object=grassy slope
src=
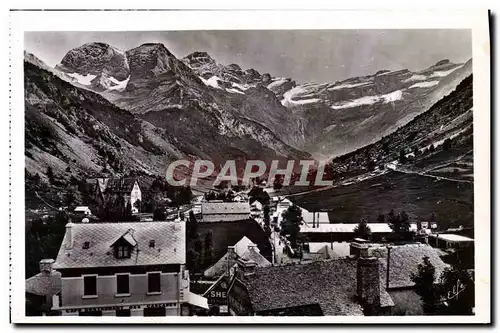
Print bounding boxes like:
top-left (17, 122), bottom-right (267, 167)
top-left (291, 171), bottom-right (473, 229)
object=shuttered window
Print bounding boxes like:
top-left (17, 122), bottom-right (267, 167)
top-left (116, 274), bottom-right (130, 294)
top-left (83, 276), bottom-right (97, 296)
top-left (147, 272), bottom-right (161, 293)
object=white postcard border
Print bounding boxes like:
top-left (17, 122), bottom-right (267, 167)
top-left (9, 9), bottom-right (491, 324)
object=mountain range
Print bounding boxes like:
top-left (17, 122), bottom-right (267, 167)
top-left (24, 41), bottom-right (473, 187)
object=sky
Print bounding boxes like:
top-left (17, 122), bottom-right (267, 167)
top-left (25, 30), bottom-right (472, 84)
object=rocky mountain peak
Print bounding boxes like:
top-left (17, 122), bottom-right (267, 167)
top-left (184, 51), bottom-right (216, 63)
top-left (125, 43), bottom-right (178, 79)
top-left (57, 42), bottom-right (129, 81)
top-left (435, 59), bottom-right (451, 67)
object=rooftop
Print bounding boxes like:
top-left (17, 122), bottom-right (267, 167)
top-left (202, 202), bottom-right (250, 215)
top-left (237, 259), bottom-right (371, 316)
top-left (308, 242), bottom-right (351, 259)
top-left (300, 223), bottom-right (418, 233)
top-left (204, 237), bottom-right (270, 278)
top-left (430, 233), bottom-right (474, 242)
top-left (366, 243), bottom-right (449, 289)
top-left (25, 270), bottom-right (61, 297)
top-left (54, 221), bottom-right (185, 270)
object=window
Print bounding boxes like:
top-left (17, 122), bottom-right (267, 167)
top-left (116, 245), bottom-right (131, 259)
top-left (144, 307), bottom-right (166, 316)
top-left (116, 309), bottom-right (131, 317)
top-left (79, 310), bottom-right (102, 316)
top-left (116, 274), bottom-right (130, 294)
top-left (83, 276), bottom-right (97, 296)
top-left (147, 272), bottom-right (161, 293)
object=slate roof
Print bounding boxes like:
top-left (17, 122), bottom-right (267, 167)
top-left (234, 237), bottom-right (256, 257)
top-left (240, 248), bottom-right (271, 268)
top-left (25, 270), bottom-right (62, 297)
top-left (238, 259), bottom-right (366, 316)
top-left (202, 202), bottom-right (250, 215)
top-left (367, 244), bottom-right (449, 289)
top-left (204, 237), bottom-right (270, 278)
top-left (54, 221), bottom-right (185, 269)
top-left (308, 242), bottom-right (351, 259)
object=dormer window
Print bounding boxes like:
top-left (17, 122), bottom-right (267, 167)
top-left (116, 245), bottom-right (131, 258)
top-left (82, 241), bottom-right (90, 249)
top-left (149, 240), bottom-right (155, 248)
top-left (110, 229), bottom-right (137, 259)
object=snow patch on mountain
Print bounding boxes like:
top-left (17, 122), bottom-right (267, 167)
top-left (66, 72), bottom-right (97, 85)
top-left (199, 75), bottom-right (222, 89)
top-left (330, 90), bottom-right (403, 110)
top-left (281, 85), bottom-right (324, 106)
top-left (430, 67), bottom-right (459, 78)
top-left (231, 82), bottom-right (252, 91)
top-left (403, 74), bottom-right (428, 83)
top-left (328, 81), bottom-right (372, 91)
top-left (408, 81), bottom-right (440, 89)
top-left (323, 124), bottom-right (337, 132)
top-left (267, 78), bottom-right (288, 90)
top-left (107, 75), bottom-right (130, 91)
top-left (226, 88), bottom-right (245, 95)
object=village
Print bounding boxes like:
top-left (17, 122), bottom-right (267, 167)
top-left (24, 174), bottom-right (475, 317)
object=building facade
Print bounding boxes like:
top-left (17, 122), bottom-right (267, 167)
top-left (51, 220), bottom-right (207, 316)
top-left (94, 178), bottom-right (142, 214)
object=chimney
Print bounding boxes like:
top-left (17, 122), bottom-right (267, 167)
top-left (173, 219), bottom-right (182, 231)
top-left (65, 222), bottom-right (74, 249)
top-left (357, 257), bottom-right (381, 312)
top-left (350, 242), bottom-right (369, 257)
top-left (39, 259), bottom-right (55, 274)
top-left (386, 246), bottom-right (392, 290)
top-left (237, 258), bottom-right (257, 277)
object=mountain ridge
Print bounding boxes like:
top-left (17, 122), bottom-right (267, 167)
top-left (29, 41), bottom-right (472, 162)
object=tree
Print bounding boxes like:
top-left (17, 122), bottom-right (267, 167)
top-left (263, 205), bottom-right (270, 227)
top-left (63, 190), bottom-right (75, 207)
top-left (382, 141), bottom-right (390, 155)
top-left (430, 212), bottom-right (436, 223)
top-left (353, 218), bottom-right (371, 240)
top-left (187, 211), bottom-right (198, 239)
top-left (273, 175), bottom-right (283, 191)
top-left (153, 208), bottom-right (166, 221)
top-left (186, 248), bottom-right (200, 275)
top-left (65, 165), bottom-right (71, 173)
top-left (399, 149), bottom-right (407, 164)
top-left (46, 166), bottom-right (55, 184)
top-left (411, 256), bottom-right (440, 314)
top-left (248, 186), bottom-right (270, 206)
top-left (443, 138), bottom-right (452, 151)
top-left (134, 199), bottom-right (141, 213)
top-left (413, 146), bottom-right (419, 157)
top-left (33, 172), bottom-right (41, 184)
top-left (204, 231), bottom-right (214, 264)
top-left (280, 205), bottom-right (302, 248)
top-left (376, 214), bottom-right (385, 223)
top-left (388, 210), bottom-right (411, 234)
top-left (367, 159), bottom-right (376, 171)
